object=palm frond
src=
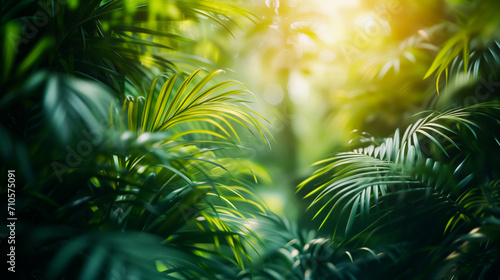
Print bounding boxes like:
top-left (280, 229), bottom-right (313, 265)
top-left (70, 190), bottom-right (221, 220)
top-left (359, 29), bottom-right (439, 81)
top-left (445, 180), bottom-right (500, 234)
top-left (299, 105), bottom-right (499, 238)
top-left (236, 214), bottom-right (391, 280)
top-left (120, 69), bottom-right (270, 144)
top-left (46, 231), bottom-right (207, 280)
top-left (0, 0), bottom-right (257, 96)
top-left (423, 0), bottom-right (500, 93)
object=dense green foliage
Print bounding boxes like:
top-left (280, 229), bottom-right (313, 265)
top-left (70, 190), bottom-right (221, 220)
top-left (1, 1), bottom-right (269, 279)
top-left (297, 0), bottom-right (500, 279)
top-left (1, 0), bottom-right (500, 279)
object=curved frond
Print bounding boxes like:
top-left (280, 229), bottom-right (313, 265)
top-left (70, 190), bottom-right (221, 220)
top-left (120, 69), bottom-right (270, 144)
top-left (423, 0), bottom-right (500, 93)
top-left (299, 105), bottom-right (499, 237)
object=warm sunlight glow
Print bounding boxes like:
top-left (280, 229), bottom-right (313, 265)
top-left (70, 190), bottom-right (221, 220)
top-left (7, 0), bottom-right (500, 278)
top-left (287, 72), bottom-right (309, 104)
top-left (264, 83), bottom-right (285, 105)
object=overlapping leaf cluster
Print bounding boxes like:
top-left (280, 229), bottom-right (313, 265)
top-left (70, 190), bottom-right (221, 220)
top-left (0, 1), bottom-right (271, 279)
top-left (299, 1), bottom-right (500, 278)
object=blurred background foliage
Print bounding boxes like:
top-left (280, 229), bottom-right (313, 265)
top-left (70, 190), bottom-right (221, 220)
top-left (1, 0), bottom-right (500, 279)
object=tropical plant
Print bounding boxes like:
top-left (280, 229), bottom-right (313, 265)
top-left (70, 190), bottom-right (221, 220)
top-left (1, 0), bottom-right (255, 94)
top-left (299, 103), bottom-right (500, 278)
top-left (0, 0), bottom-right (274, 279)
top-left (298, 1), bottom-right (500, 278)
top-left (423, 0), bottom-right (500, 93)
top-left (8, 68), bottom-right (272, 279)
top-left (5, 0), bottom-right (500, 279)
top-left (237, 214), bottom-right (394, 280)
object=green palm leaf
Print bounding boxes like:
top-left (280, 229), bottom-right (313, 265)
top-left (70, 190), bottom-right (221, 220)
top-left (423, 0), bottom-right (500, 93)
top-left (121, 69), bottom-right (270, 142)
top-left (299, 105), bottom-right (498, 238)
